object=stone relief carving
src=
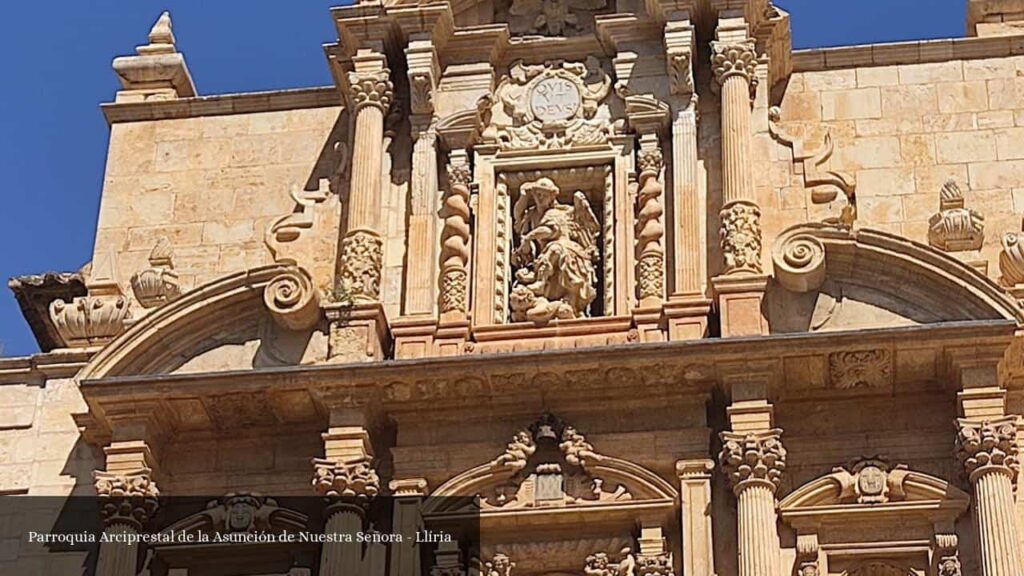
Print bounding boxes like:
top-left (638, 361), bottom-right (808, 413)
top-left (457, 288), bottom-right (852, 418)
top-left (94, 468), bottom-right (160, 529)
top-left (265, 185), bottom-right (330, 264)
top-left (311, 458), bottom-right (381, 508)
top-left (719, 429), bottom-right (787, 493)
top-left (483, 414), bottom-right (632, 510)
top-left (772, 227), bottom-right (827, 294)
top-left (999, 219), bottom-right (1024, 287)
top-left (768, 107), bottom-right (857, 228)
top-left (161, 493), bottom-right (307, 536)
top-left (845, 563), bottom-right (915, 576)
top-left (506, 0), bottom-right (608, 36)
top-left (720, 201), bottom-right (763, 274)
top-left (935, 534), bottom-right (962, 576)
top-left (130, 237), bottom-right (181, 308)
top-left (484, 553), bottom-right (515, 576)
top-left (440, 159), bottom-right (473, 316)
top-left (490, 59), bottom-right (615, 151)
top-left (827, 459), bottom-right (910, 504)
top-left (955, 417), bottom-right (1020, 483)
top-left (510, 177), bottom-right (600, 324)
top-left (928, 180), bottom-right (984, 252)
top-left (50, 277), bottom-right (131, 349)
top-left (584, 548), bottom-right (635, 576)
top-left (339, 229), bottom-right (384, 303)
top-left (828, 349), bottom-right (892, 389)
top-left (264, 265), bottom-right (321, 331)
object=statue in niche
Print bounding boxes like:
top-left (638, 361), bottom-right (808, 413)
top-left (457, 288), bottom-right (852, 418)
top-left (508, 0), bottom-right (607, 36)
top-left (510, 177), bottom-right (600, 324)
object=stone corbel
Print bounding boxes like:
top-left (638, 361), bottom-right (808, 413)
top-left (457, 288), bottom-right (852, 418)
top-left (934, 533), bottom-right (962, 576)
top-left (50, 251), bottom-right (131, 348)
top-left (111, 12), bottom-right (196, 103)
top-left (663, 17), bottom-right (695, 98)
top-left (795, 533), bottom-right (820, 576)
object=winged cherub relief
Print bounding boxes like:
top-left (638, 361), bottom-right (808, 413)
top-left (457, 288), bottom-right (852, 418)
top-left (510, 177), bottom-right (600, 324)
top-left (508, 0), bottom-right (608, 36)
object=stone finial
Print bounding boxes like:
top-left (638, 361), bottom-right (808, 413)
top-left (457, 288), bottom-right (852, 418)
top-left (999, 219), bottom-right (1024, 287)
top-left (112, 11), bottom-right (196, 102)
top-left (130, 238), bottom-right (181, 309)
top-left (928, 180), bottom-right (984, 252)
top-left (956, 417), bottom-right (1020, 483)
top-left (719, 429), bottom-right (787, 494)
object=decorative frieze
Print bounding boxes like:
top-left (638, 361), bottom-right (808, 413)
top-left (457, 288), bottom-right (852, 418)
top-left (130, 238), bottom-right (181, 309)
top-left (311, 458), bottom-right (381, 509)
top-left (346, 69), bottom-right (394, 113)
top-left (828, 349), bottom-right (893, 390)
top-left (93, 468), bottom-right (160, 529)
top-left (339, 230), bottom-right (384, 303)
top-left (928, 181), bottom-right (984, 252)
top-left (719, 429), bottom-right (787, 494)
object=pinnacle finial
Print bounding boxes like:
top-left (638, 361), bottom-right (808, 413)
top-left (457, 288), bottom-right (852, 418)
top-left (137, 11), bottom-right (176, 55)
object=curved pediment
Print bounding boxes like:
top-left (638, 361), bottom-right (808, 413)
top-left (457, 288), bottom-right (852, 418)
top-left (159, 494), bottom-right (309, 538)
top-left (78, 264), bottom-right (328, 380)
top-left (425, 414), bottom-right (676, 517)
top-left (769, 224), bottom-right (1024, 334)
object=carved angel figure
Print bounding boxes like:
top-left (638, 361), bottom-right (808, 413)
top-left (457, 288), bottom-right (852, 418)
top-left (510, 177), bottom-right (600, 324)
top-left (509, 0), bottom-right (607, 35)
top-left (494, 430), bottom-right (537, 472)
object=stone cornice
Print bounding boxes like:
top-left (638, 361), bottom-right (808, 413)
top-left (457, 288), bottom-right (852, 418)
top-left (793, 34), bottom-right (1024, 72)
top-left (77, 321), bottom-right (1015, 440)
top-left (101, 87), bottom-right (340, 125)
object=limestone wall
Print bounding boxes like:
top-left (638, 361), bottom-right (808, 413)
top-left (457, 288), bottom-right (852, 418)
top-left (93, 105), bottom-right (343, 301)
top-left (768, 54), bottom-right (1024, 281)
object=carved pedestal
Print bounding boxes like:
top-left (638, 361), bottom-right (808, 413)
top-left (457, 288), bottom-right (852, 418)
top-left (326, 303), bottom-right (390, 363)
top-left (712, 275), bottom-right (769, 337)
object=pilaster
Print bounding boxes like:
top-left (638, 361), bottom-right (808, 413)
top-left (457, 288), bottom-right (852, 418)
top-left (677, 459), bottom-right (716, 576)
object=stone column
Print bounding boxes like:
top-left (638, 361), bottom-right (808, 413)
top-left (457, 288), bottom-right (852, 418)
top-left (440, 150), bottom-right (473, 322)
top-left (719, 429), bottom-right (786, 576)
top-left (329, 49), bottom-right (395, 363)
top-left (710, 21), bottom-right (769, 337)
top-left (956, 417), bottom-right (1024, 576)
top-left (312, 426), bottom-right (381, 576)
top-left (93, 442), bottom-right (159, 576)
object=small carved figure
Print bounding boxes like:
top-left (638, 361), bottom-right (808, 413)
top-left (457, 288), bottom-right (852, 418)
top-left (584, 552), bottom-right (616, 576)
top-left (616, 547), bottom-right (636, 576)
top-left (798, 562), bottom-right (819, 576)
top-left (510, 177), bottom-right (600, 324)
top-left (938, 555), bottom-right (962, 576)
top-left (494, 431), bottom-right (537, 472)
top-left (485, 553), bottom-right (514, 576)
top-left (560, 425), bottom-right (598, 468)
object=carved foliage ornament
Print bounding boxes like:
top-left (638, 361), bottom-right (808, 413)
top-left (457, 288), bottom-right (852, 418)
top-left (510, 178), bottom-right (600, 324)
top-left (955, 417), bottom-right (1020, 483)
top-left (999, 218), bottom-right (1024, 286)
top-left (311, 458), bottom-right (380, 509)
top-left (347, 69), bottom-right (394, 113)
top-left (719, 429), bottom-right (786, 493)
top-left (339, 230), bottom-right (383, 302)
top-left (720, 200), bottom-right (763, 274)
top-left (50, 294), bottom-right (130, 347)
top-left (131, 237), bottom-right (181, 309)
top-left (484, 553), bottom-right (514, 576)
top-left (94, 468), bottom-right (160, 530)
top-left (928, 180), bottom-right (984, 252)
top-left (828, 349), bottom-right (893, 389)
top-left (491, 58), bottom-right (613, 151)
top-left (711, 40), bottom-right (758, 95)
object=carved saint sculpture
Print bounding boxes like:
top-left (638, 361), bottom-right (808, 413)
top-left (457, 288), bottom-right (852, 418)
top-left (510, 177), bottom-right (600, 323)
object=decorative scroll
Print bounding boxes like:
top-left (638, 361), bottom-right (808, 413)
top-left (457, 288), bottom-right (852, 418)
top-left (772, 227), bottom-right (826, 293)
top-left (264, 266), bottom-right (321, 330)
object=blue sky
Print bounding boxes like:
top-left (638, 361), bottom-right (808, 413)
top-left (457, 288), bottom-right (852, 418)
top-left (0, 0), bottom-right (964, 356)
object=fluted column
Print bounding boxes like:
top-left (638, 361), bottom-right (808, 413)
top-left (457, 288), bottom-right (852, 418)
top-left (956, 417), bottom-right (1024, 576)
top-left (338, 55), bottom-right (393, 303)
top-left (712, 38), bottom-right (760, 275)
top-left (93, 444), bottom-right (159, 576)
top-left (719, 429), bottom-right (786, 576)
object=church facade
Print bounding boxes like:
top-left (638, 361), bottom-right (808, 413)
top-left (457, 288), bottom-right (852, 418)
top-left (5, 0), bottom-right (1024, 574)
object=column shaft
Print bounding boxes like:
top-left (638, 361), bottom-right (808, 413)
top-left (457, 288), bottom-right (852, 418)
top-left (736, 483), bottom-right (779, 576)
top-left (672, 107), bottom-right (702, 295)
top-left (348, 105), bottom-right (386, 232)
top-left (974, 470), bottom-right (1024, 576)
top-left (95, 525), bottom-right (139, 576)
top-left (404, 124), bottom-right (439, 315)
top-left (321, 508), bottom-right (365, 576)
top-left (721, 73), bottom-right (754, 207)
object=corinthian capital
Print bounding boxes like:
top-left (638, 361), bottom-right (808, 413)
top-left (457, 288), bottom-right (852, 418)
top-left (312, 458), bottom-right (381, 510)
top-left (711, 40), bottom-right (758, 88)
top-left (719, 429), bottom-right (786, 494)
top-left (956, 417), bottom-right (1020, 483)
top-left (347, 69), bottom-right (394, 113)
top-left (93, 468), bottom-right (160, 529)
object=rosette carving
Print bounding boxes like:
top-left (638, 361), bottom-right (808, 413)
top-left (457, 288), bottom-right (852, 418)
top-left (719, 429), bottom-right (787, 494)
top-left (311, 458), bottom-right (380, 510)
top-left (347, 69), bottom-right (393, 113)
top-left (440, 161), bottom-right (473, 315)
top-left (339, 230), bottom-right (383, 302)
top-left (773, 228), bottom-right (826, 293)
top-left (711, 40), bottom-right (758, 92)
top-left (93, 468), bottom-right (160, 529)
top-left (50, 294), bottom-right (130, 347)
top-left (956, 417), bottom-right (1020, 483)
top-left (130, 237), bottom-right (181, 308)
top-left (720, 201), bottom-right (763, 274)
top-left (264, 266), bottom-right (321, 330)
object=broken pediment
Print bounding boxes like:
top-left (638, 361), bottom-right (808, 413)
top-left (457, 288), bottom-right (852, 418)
top-left (425, 414), bottom-right (676, 517)
top-left (768, 224), bottom-right (1024, 334)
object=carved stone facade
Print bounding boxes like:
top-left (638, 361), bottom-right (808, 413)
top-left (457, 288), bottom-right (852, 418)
top-left (10, 2), bottom-right (1024, 576)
